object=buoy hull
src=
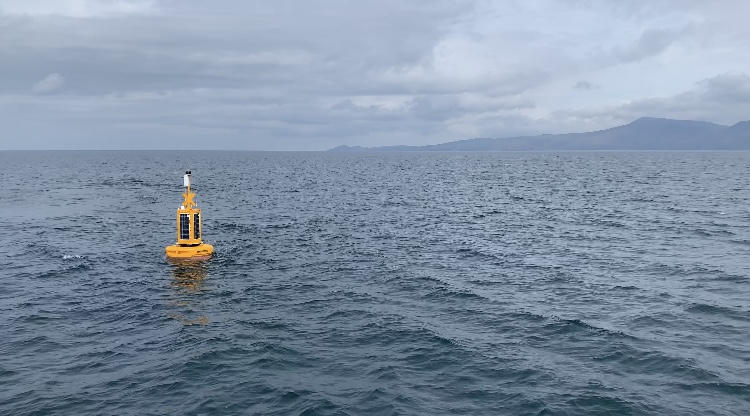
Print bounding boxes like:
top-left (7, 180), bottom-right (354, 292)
top-left (166, 243), bottom-right (214, 260)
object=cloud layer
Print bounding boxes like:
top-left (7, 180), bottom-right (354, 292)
top-left (31, 73), bottom-right (64, 94)
top-left (1, 0), bottom-right (749, 150)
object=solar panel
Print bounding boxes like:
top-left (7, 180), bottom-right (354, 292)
top-left (180, 214), bottom-right (190, 240)
top-left (194, 213), bottom-right (201, 240)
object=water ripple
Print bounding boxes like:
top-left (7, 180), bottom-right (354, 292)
top-left (1, 150), bottom-right (750, 415)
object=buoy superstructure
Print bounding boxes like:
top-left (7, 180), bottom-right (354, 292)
top-left (165, 171), bottom-right (214, 260)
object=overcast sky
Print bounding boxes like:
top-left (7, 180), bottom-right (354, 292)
top-left (1, 0), bottom-right (750, 150)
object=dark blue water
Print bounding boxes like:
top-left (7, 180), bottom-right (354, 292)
top-left (2, 150), bottom-right (750, 415)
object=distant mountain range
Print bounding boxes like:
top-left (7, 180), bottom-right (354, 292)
top-left (329, 117), bottom-right (750, 151)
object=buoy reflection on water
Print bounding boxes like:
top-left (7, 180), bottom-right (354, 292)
top-left (168, 259), bottom-right (210, 325)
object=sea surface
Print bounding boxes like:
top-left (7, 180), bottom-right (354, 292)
top-left (1, 150), bottom-right (750, 415)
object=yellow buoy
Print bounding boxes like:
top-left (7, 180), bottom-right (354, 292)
top-left (165, 170), bottom-right (214, 260)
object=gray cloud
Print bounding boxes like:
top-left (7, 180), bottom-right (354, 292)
top-left (612, 27), bottom-right (686, 63)
top-left (698, 73), bottom-right (750, 104)
top-left (31, 72), bottom-right (64, 94)
top-left (407, 94), bottom-right (535, 121)
top-left (0, 0), bottom-right (157, 18)
top-left (544, 72), bottom-right (750, 132)
top-left (573, 81), bottom-right (598, 90)
top-left (0, 1), bottom-right (469, 95)
top-left (1, 0), bottom-right (749, 150)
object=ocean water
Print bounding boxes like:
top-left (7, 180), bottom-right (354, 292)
top-left (1, 150), bottom-right (749, 415)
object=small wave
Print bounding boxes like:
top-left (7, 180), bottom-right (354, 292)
top-left (366, 365), bottom-right (402, 382)
top-left (247, 342), bottom-right (310, 370)
top-left (686, 303), bottom-right (750, 323)
top-left (468, 278), bottom-right (499, 287)
top-left (609, 285), bottom-right (639, 291)
top-left (541, 316), bottom-right (630, 339)
top-left (711, 273), bottom-right (749, 283)
top-left (562, 318), bottom-right (624, 335)
top-left (266, 223), bottom-right (294, 229)
top-left (677, 381), bottom-right (750, 398)
top-left (294, 399), bottom-right (341, 416)
top-left (692, 228), bottom-right (735, 237)
top-left (215, 222), bottom-right (260, 235)
top-left (169, 313), bottom-right (209, 326)
top-left (452, 244), bottom-right (506, 263)
top-left (188, 345), bottom-right (255, 362)
top-left (236, 319), bottom-right (289, 332)
top-left (35, 263), bottom-right (92, 279)
top-left (630, 314), bottom-right (675, 329)
top-left (593, 348), bottom-right (719, 383)
top-left (423, 286), bottom-right (485, 302)
top-left (23, 242), bottom-right (59, 258)
top-left (650, 263), bottom-right (737, 281)
top-left (561, 394), bottom-right (646, 415)
top-left (593, 219), bottom-right (626, 227)
top-left (323, 308), bottom-right (378, 323)
top-left (18, 335), bottom-right (63, 354)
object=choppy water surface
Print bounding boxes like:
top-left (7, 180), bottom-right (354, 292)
top-left (2, 150), bottom-right (750, 415)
